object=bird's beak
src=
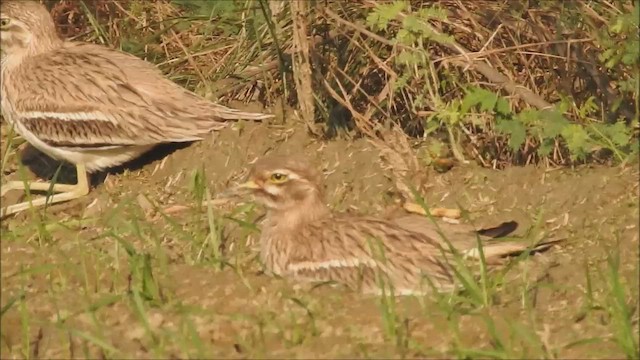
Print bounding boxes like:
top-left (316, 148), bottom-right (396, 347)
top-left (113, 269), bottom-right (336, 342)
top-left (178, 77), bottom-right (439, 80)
top-left (236, 180), bottom-right (261, 190)
top-left (215, 180), bottom-right (261, 200)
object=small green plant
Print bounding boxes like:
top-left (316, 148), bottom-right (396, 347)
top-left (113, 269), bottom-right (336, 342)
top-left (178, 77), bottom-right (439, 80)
top-left (603, 247), bottom-right (639, 358)
top-left (361, 1), bottom-right (639, 166)
top-left (112, 236), bottom-right (165, 306)
top-left (457, 86), bottom-right (635, 163)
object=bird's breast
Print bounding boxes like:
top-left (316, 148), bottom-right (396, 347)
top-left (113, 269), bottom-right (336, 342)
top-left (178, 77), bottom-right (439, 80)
top-left (259, 225), bottom-right (296, 276)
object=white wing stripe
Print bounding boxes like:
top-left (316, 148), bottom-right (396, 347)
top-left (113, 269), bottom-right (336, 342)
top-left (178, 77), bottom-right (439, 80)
top-left (21, 111), bottom-right (114, 122)
top-left (288, 258), bottom-right (377, 272)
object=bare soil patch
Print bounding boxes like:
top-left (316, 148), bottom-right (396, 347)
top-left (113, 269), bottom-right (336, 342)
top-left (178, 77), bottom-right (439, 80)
top-left (1, 119), bottom-right (638, 358)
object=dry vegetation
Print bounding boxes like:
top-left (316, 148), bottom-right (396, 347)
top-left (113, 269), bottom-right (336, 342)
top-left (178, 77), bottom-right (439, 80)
top-left (1, 0), bottom-right (639, 359)
top-left (42, 0), bottom-right (639, 168)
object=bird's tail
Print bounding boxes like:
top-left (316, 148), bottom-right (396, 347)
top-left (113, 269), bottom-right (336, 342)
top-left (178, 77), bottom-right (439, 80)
top-left (463, 237), bottom-right (565, 264)
top-left (186, 103), bottom-right (275, 136)
top-left (208, 103), bottom-right (275, 121)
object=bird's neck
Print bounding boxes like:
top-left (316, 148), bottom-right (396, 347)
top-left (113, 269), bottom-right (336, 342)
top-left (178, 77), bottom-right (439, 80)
top-left (260, 197), bottom-right (331, 275)
top-left (29, 21), bottom-right (65, 55)
top-left (1, 37), bottom-right (63, 73)
top-left (265, 197), bottom-right (331, 230)
top-left (27, 36), bottom-right (63, 60)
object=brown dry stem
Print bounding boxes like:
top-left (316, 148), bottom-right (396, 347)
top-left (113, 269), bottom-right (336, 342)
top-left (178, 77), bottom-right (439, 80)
top-left (290, 0), bottom-right (318, 136)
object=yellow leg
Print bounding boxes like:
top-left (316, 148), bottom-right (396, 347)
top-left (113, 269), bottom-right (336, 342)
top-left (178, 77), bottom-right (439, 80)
top-left (1, 164), bottom-right (90, 217)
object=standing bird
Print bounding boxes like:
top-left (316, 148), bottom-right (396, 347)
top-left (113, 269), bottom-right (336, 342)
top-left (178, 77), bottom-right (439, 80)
top-left (223, 156), bottom-right (562, 296)
top-left (0, 0), bottom-right (272, 217)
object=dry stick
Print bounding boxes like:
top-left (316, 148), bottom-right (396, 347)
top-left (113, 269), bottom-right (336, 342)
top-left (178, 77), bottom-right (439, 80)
top-left (453, 0), bottom-right (481, 33)
top-left (504, 29), bottom-right (541, 103)
top-left (333, 28), bottom-right (400, 118)
top-left (433, 39), bottom-right (594, 65)
top-left (324, 8), bottom-right (398, 48)
top-left (359, 38), bottom-right (399, 116)
top-left (324, 75), bottom-right (417, 206)
top-left (354, 2), bottom-right (557, 111)
top-left (316, 15), bottom-right (428, 205)
top-left (210, 27), bottom-right (333, 110)
top-left (397, 13), bottom-right (553, 111)
top-left (322, 75), bottom-right (377, 138)
top-left (169, 29), bottom-right (208, 87)
top-left (335, 67), bottom-right (389, 119)
top-left (269, 0), bottom-right (287, 17)
top-left (290, 0), bottom-right (319, 136)
top-left (321, 7), bottom-right (485, 216)
top-left (404, 202), bottom-right (462, 220)
top-left (328, 61), bottom-right (426, 207)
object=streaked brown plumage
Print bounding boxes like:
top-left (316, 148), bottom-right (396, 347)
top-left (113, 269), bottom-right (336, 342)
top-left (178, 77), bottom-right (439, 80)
top-left (225, 156), bottom-right (562, 296)
top-left (0, 1), bottom-right (272, 217)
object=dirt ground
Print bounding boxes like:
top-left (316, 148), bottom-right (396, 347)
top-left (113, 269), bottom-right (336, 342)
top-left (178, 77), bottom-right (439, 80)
top-left (1, 119), bottom-right (638, 358)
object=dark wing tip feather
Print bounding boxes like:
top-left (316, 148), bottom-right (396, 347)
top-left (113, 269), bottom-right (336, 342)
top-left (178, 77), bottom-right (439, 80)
top-left (477, 220), bottom-right (519, 238)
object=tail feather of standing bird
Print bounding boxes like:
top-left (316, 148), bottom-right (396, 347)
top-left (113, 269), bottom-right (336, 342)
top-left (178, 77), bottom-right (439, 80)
top-left (208, 103), bottom-right (275, 121)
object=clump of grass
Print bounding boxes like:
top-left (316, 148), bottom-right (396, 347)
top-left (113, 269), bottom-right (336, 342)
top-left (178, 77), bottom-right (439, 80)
top-left (603, 246), bottom-right (639, 358)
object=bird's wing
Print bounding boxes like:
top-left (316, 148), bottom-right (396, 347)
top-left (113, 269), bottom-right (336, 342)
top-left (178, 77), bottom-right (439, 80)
top-left (391, 214), bottom-right (551, 263)
top-left (286, 221), bottom-right (378, 276)
top-left (9, 43), bottom-right (267, 149)
top-left (350, 217), bottom-right (457, 283)
top-left (392, 215), bottom-right (480, 244)
top-left (285, 217), bottom-right (455, 292)
top-left (392, 215), bottom-right (519, 247)
top-left (103, 45), bottom-right (274, 122)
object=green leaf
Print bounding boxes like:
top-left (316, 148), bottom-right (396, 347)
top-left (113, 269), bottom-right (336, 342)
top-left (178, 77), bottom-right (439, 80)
top-left (578, 96), bottom-right (599, 118)
top-left (561, 124), bottom-right (592, 160)
top-left (478, 92), bottom-right (498, 113)
top-left (537, 138), bottom-right (555, 157)
top-left (417, 6), bottom-right (449, 21)
top-left (461, 87), bottom-right (497, 114)
top-left (393, 72), bottom-right (410, 91)
top-left (403, 14), bottom-right (420, 32)
top-left (557, 96), bottom-right (572, 113)
top-left (609, 122), bottom-right (632, 147)
top-left (396, 49), bottom-right (418, 65)
top-left (120, 38), bottom-right (144, 55)
top-left (396, 28), bottom-right (417, 45)
top-left (540, 110), bottom-right (570, 138)
top-left (621, 34), bottom-right (639, 64)
top-left (141, 254), bottom-right (161, 303)
top-left (366, 1), bottom-right (406, 31)
top-left (495, 97), bottom-right (511, 116)
top-left (495, 118), bottom-right (527, 151)
top-left (460, 89), bottom-right (480, 114)
top-left (600, 48), bottom-right (616, 63)
top-left (515, 109), bottom-right (539, 126)
top-left (592, 122), bottom-right (631, 147)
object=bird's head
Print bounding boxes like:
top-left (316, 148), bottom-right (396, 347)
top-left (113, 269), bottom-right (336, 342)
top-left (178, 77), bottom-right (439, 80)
top-left (1, 1), bottom-right (62, 63)
top-left (222, 155), bottom-right (327, 213)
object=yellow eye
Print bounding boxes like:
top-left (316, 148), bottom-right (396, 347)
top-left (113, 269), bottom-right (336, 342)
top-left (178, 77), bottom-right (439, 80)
top-left (0, 18), bottom-right (10, 28)
top-left (269, 173), bottom-right (288, 183)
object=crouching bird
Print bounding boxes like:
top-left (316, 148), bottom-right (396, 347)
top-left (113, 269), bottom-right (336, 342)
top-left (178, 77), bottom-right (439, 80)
top-left (221, 156), bottom-right (563, 296)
